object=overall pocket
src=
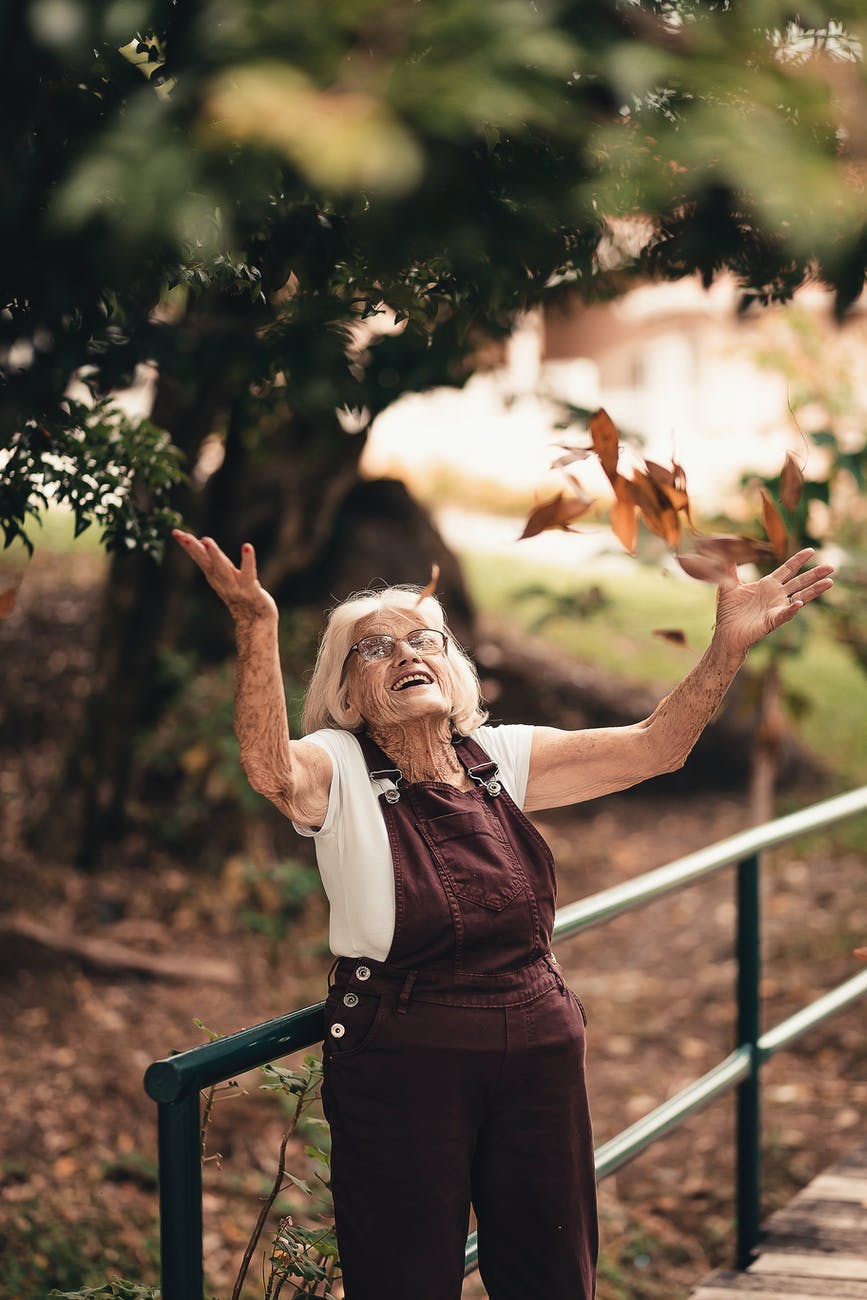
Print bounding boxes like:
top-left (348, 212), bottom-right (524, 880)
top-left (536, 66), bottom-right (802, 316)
top-left (324, 987), bottom-right (387, 1058)
top-left (422, 808), bottom-right (524, 911)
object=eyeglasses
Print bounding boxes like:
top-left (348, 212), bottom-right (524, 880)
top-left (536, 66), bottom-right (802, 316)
top-left (340, 628), bottom-right (448, 682)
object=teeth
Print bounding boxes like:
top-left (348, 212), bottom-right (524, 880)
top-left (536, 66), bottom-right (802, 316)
top-left (392, 673), bottom-right (432, 691)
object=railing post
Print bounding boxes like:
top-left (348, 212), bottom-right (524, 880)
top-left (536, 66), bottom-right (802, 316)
top-left (735, 851), bottom-right (761, 1269)
top-left (156, 1090), bottom-right (205, 1300)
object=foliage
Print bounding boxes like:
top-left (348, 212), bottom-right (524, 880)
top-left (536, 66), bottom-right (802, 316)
top-left (2, 399), bottom-right (184, 558)
top-left (237, 859), bottom-right (326, 966)
top-left (2, 1185), bottom-right (161, 1300)
top-left (3, 0), bottom-right (867, 554)
top-left (226, 1053), bottom-right (339, 1300)
top-left (746, 308), bottom-right (867, 672)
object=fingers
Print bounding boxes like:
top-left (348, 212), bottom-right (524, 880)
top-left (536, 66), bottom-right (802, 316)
top-left (173, 529), bottom-right (234, 568)
top-left (239, 542), bottom-right (258, 584)
top-left (771, 547), bottom-right (816, 582)
top-left (172, 528), bottom-right (211, 570)
top-left (172, 529), bottom-right (245, 591)
top-left (794, 575), bottom-right (834, 606)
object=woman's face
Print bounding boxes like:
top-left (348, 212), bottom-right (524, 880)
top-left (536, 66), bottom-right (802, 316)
top-left (344, 608), bottom-right (452, 728)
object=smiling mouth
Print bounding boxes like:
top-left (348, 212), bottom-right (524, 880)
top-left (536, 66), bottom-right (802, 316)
top-left (391, 672), bottom-right (434, 691)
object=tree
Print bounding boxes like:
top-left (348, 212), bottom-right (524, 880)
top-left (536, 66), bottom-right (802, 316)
top-left (2, 0), bottom-right (866, 861)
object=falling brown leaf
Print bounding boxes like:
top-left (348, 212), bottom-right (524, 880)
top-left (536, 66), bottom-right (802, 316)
top-left (644, 458), bottom-right (692, 525)
top-left (518, 491), bottom-right (595, 540)
top-left (0, 580), bottom-right (22, 618)
top-left (653, 628), bottom-right (688, 646)
top-left (589, 408), bottom-right (620, 484)
top-left (654, 480), bottom-right (690, 515)
top-left (780, 451), bottom-right (805, 513)
top-left (676, 552), bottom-right (735, 585)
top-left (644, 459), bottom-right (676, 488)
top-left (609, 475), bottom-right (638, 553)
top-left (760, 488), bottom-right (789, 559)
top-left (416, 563), bottom-right (440, 604)
top-left (693, 534), bottom-right (774, 566)
top-left (550, 445), bottom-right (593, 471)
top-left (624, 471), bottom-right (682, 546)
top-left (644, 458), bottom-right (689, 494)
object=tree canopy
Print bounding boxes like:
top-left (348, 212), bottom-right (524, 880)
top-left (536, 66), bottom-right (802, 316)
top-left (2, 0), bottom-right (866, 556)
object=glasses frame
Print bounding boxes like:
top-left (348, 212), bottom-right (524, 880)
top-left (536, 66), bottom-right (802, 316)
top-left (339, 628), bottom-right (449, 684)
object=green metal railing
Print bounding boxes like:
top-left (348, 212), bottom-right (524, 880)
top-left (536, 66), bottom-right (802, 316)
top-left (145, 785), bottom-right (867, 1298)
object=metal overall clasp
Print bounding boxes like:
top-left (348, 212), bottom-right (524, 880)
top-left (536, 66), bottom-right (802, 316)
top-left (466, 761), bottom-right (502, 798)
top-left (370, 767), bottom-right (404, 804)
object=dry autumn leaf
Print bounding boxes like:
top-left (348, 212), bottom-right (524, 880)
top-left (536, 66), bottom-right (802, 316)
top-left (589, 408), bottom-right (620, 484)
top-left (644, 459), bottom-right (675, 488)
top-left (676, 551), bottom-right (735, 585)
top-left (609, 475), bottom-right (638, 553)
top-left (760, 488), bottom-right (789, 559)
top-left (550, 446), bottom-right (594, 471)
top-left (624, 470), bottom-right (682, 546)
top-left (694, 535), bottom-right (774, 566)
top-left (653, 628), bottom-right (688, 646)
top-left (780, 451), bottom-right (805, 513)
top-left (416, 563), bottom-right (440, 604)
top-left (518, 491), bottom-right (595, 540)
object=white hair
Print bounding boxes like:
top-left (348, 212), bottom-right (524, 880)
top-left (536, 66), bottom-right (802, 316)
top-left (301, 585), bottom-right (488, 736)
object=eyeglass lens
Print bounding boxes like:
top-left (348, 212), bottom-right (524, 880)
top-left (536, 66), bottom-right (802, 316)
top-left (357, 630), bottom-right (444, 660)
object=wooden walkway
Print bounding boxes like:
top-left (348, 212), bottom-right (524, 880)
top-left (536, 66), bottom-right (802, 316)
top-left (690, 1140), bottom-right (867, 1298)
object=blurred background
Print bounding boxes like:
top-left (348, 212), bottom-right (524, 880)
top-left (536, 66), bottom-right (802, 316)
top-left (2, 2), bottom-right (867, 1297)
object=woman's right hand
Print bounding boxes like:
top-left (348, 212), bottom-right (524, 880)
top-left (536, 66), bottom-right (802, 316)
top-left (172, 530), bottom-right (278, 625)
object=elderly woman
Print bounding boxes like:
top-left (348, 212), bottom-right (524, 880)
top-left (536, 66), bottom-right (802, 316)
top-left (174, 529), bottom-right (832, 1300)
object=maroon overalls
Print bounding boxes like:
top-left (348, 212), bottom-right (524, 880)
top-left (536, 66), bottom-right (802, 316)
top-left (321, 732), bottom-right (598, 1299)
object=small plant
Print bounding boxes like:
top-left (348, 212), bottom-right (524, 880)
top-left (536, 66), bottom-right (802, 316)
top-left (264, 1217), bottom-right (340, 1299)
top-left (227, 1054), bottom-right (338, 1300)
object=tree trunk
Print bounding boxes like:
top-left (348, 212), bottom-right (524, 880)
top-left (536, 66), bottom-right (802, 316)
top-left (748, 658), bottom-right (786, 825)
top-left (48, 387), bottom-right (474, 868)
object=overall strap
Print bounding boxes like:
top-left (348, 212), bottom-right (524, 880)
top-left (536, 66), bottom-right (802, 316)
top-left (356, 731), bottom-right (404, 803)
top-left (452, 733), bottom-right (503, 797)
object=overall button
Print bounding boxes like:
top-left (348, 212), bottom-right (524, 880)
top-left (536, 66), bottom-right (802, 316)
top-left (355, 965), bottom-right (371, 981)
top-left (343, 992), bottom-right (359, 1008)
top-left (330, 1023), bottom-right (346, 1038)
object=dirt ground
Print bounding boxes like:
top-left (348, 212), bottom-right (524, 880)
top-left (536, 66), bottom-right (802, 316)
top-left (1, 553), bottom-right (865, 1300)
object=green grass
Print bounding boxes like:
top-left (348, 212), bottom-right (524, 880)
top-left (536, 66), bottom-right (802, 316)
top-left (463, 549), bottom-right (720, 686)
top-left (462, 548), bottom-right (867, 787)
top-left (777, 634), bottom-right (867, 792)
top-left (1, 507), bottom-right (108, 570)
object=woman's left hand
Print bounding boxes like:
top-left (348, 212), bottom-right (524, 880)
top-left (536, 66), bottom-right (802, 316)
top-left (714, 547), bottom-right (835, 657)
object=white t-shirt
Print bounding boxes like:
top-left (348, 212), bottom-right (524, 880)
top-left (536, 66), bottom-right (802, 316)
top-left (294, 725), bottom-right (535, 960)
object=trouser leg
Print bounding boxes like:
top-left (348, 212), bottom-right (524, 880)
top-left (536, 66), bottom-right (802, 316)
top-left (471, 986), bottom-right (598, 1300)
top-left (324, 1000), bottom-right (496, 1300)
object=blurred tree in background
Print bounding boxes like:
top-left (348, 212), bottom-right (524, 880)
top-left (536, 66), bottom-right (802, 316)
top-left (2, 0), bottom-right (866, 861)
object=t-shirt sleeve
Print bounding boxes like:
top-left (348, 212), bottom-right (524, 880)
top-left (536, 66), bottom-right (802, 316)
top-left (472, 723), bottom-right (535, 808)
top-left (291, 731), bottom-right (340, 837)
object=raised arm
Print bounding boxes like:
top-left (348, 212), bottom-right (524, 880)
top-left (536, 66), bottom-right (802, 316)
top-left (524, 548), bottom-right (834, 812)
top-left (172, 531), bottom-right (332, 826)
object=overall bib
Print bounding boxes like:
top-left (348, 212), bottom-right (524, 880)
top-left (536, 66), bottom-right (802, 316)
top-left (321, 732), bottom-right (598, 1300)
